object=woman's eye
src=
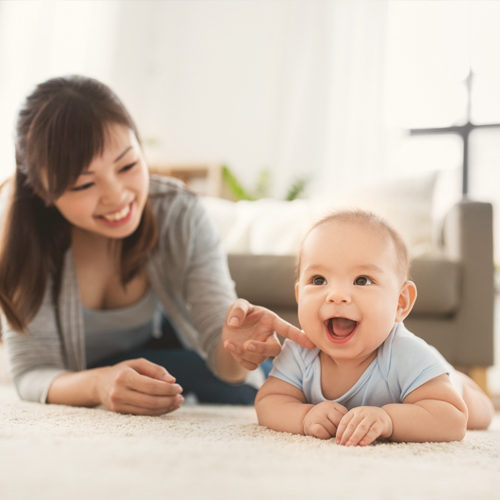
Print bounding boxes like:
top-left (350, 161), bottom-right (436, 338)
top-left (71, 182), bottom-right (94, 192)
top-left (354, 275), bottom-right (373, 286)
top-left (120, 162), bottom-right (136, 173)
top-left (312, 275), bottom-right (326, 286)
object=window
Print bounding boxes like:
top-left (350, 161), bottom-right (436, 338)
top-left (385, 0), bottom-right (500, 260)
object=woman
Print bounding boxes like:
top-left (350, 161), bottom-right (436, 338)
top-left (0, 75), bottom-right (312, 415)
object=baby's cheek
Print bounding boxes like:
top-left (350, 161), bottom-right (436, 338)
top-left (296, 303), bottom-right (309, 327)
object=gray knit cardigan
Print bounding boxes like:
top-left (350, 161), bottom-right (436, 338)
top-left (2, 175), bottom-right (237, 402)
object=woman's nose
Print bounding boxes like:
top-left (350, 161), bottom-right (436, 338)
top-left (100, 178), bottom-right (126, 206)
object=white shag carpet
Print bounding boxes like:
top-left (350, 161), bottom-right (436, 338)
top-left (0, 383), bottom-right (499, 500)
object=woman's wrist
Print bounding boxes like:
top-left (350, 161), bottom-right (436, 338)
top-left (47, 368), bottom-right (105, 407)
top-left (88, 367), bottom-right (107, 406)
top-left (214, 341), bottom-right (249, 383)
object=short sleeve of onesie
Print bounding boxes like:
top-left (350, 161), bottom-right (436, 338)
top-left (380, 324), bottom-right (453, 401)
top-left (270, 339), bottom-right (316, 390)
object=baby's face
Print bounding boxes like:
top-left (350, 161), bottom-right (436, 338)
top-left (295, 220), bottom-right (410, 365)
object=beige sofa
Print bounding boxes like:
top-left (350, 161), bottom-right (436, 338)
top-left (227, 200), bottom-right (495, 392)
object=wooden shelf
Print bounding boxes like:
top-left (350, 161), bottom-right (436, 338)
top-left (149, 164), bottom-right (223, 197)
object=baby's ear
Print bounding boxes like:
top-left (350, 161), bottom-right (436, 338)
top-left (395, 280), bottom-right (417, 322)
top-left (295, 282), bottom-right (300, 304)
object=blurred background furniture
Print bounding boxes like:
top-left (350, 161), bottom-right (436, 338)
top-left (149, 164), bottom-right (224, 198)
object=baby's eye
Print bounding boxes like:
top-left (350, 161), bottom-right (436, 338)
top-left (354, 275), bottom-right (373, 286)
top-left (311, 275), bottom-right (327, 286)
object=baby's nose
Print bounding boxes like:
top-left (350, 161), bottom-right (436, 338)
top-left (326, 287), bottom-right (351, 303)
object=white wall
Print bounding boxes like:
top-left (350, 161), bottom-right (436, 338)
top-left (1, 1), bottom-right (499, 204)
top-left (0, 0), bottom-right (118, 178)
top-left (108, 1), bottom-right (292, 194)
top-left (0, 0), bottom-right (388, 199)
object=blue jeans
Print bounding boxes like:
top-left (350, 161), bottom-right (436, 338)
top-left (90, 316), bottom-right (273, 405)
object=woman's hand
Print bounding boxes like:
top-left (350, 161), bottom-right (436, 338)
top-left (303, 401), bottom-right (348, 439)
top-left (95, 358), bottom-right (184, 415)
top-left (222, 298), bottom-right (315, 370)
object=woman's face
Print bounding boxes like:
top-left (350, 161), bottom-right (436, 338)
top-left (54, 123), bottom-right (149, 240)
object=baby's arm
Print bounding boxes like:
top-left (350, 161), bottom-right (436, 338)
top-left (255, 376), bottom-right (347, 437)
top-left (336, 374), bottom-right (468, 445)
top-left (383, 373), bottom-right (468, 442)
top-left (255, 376), bottom-right (313, 434)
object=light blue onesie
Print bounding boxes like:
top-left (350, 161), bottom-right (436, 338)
top-left (270, 322), bottom-right (461, 410)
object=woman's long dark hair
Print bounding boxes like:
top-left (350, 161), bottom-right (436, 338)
top-left (0, 75), bottom-right (158, 332)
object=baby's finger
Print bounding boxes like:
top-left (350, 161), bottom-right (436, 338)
top-left (306, 423), bottom-right (332, 440)
top-left (335, 412), bottom-right (353, 444)
top-left (344, 420), bottom-right (371, 446)
top-left (358, 425), bottom-right (381, 446)
top-left (338, 414), bottom-right (363, 446)
top-left (318, 416), bottom-right (338, 437)
top-left (327, 407), bottom-right (346, 428)
top-left (330, 402), bottom-right (349, 416)
top-left (225, 298), bottom-right (251, 327)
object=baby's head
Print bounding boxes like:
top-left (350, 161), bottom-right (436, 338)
top-left (295, 210), bottom-right (417, 362)
top-left (297, 210), bottom-right (410, 281)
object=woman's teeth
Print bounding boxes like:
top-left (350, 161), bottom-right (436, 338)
top-left (102, 204), bottom-right (130, 221)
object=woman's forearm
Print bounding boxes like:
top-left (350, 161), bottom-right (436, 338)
top-left (46, 368), bottom-right (105, 407)
top-left (382, 400), bottom-right (468, 442)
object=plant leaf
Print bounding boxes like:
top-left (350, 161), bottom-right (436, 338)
top-left (221, 165), bottom-right (256, 201)
top-left (285, 177), bottom-right (308, 201)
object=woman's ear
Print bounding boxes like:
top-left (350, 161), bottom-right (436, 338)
top-left (395, 280), bottom-right (417, 322)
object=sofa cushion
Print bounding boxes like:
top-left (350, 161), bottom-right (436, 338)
top-left (410, 256), bottom-right (461, 316)
top-left (228, 254), bottom-right (297, 308)
top-left (227, 253), bottom-right (460, 319)
top-left (203, 170), bottom-right (440, 258)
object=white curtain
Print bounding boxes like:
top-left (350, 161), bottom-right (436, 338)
top-left (0, 0), bottom-right (389, 198)
top-left (271, 0), bottom-right (389, 197)
top-left (0, 0), bottom-right (117, 179)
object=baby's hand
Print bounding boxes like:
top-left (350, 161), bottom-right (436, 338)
top-left (336, 406), bottom-right (393, 446)
top-left (303, 401), bottom-right (348, 440)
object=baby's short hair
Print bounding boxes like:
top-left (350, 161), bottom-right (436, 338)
top-left (297, 209), bottom-right (410, 281)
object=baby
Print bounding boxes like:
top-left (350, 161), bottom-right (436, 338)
top-left (255, 210), bottom-right (494, 445)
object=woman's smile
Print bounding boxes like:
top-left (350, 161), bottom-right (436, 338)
top-left (97, 201), bottom-right (134, 226)
top-left (54, 125), bottom-right (150, 240)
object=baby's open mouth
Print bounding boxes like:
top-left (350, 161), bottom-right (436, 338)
top-left (326, 317), bottom-right (358, 338)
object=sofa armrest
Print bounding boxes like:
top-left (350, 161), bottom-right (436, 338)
top-left (441, 200), bottom-right (494, 366)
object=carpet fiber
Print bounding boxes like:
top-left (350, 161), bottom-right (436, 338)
top-left (0, 383), bottom-right (499, 500)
